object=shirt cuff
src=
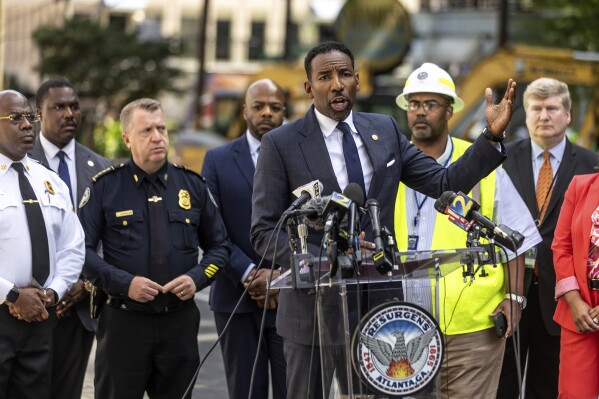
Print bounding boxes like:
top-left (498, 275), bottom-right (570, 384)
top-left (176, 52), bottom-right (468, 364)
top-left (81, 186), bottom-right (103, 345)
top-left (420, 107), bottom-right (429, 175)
top-left (555, 276), bottom-right (580, 300)
top-left (241, 263), bottom-right (256, 283)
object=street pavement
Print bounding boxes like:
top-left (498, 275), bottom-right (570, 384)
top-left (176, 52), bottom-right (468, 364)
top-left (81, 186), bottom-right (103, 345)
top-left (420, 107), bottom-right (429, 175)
top-left (81, 288), bottom-right (228, 398)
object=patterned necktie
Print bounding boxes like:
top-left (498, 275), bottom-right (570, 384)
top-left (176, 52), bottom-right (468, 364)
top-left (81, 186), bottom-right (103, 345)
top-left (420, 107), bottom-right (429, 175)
top-left (536, 151), bottom-right (554, 224)
top-left (337, 122), bottom-right (366, 196)
top-left (145, 175), bottom-right (170, 285)
top-left (57, 151), bottom-right (73, 204)
top-left (12, 162), bottom-right (50, 286)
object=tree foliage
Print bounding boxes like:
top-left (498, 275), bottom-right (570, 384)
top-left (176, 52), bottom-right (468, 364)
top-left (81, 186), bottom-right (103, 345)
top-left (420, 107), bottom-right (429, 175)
top-left (32, 18), bottom-right (183, 153)
top-left (530, 0), bottom-right (599, 51)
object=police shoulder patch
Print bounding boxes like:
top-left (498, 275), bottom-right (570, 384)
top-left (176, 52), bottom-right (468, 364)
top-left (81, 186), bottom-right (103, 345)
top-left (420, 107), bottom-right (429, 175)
top-left (92, 163), bottom-right (123, 183)
top-left (172, 163), bottom-right (206, 182)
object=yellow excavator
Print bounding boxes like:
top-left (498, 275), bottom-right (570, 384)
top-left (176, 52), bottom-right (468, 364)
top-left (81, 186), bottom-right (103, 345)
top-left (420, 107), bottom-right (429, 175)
top-left (449, 45), bottom-right (599, 150)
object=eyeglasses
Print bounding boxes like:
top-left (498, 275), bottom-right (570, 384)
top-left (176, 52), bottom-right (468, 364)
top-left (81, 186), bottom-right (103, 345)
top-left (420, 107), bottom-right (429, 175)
top-left (0, 113), bottom-right (40, 123)
top-left (407, 101), bottom-right (449, 112)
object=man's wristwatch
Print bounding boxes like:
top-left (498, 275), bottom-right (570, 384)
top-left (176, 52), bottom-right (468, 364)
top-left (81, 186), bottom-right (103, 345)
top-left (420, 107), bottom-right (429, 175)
top-left (505, 293), bottom-right (527, 309)
top-left (482, 126), bottom-right (506, 143)
top-left (5, 286), bottom-right (20, 304)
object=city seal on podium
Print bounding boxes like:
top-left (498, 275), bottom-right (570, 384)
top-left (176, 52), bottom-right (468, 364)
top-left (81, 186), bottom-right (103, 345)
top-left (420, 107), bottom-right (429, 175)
top-left (352, 301), bottom-right (443, 397)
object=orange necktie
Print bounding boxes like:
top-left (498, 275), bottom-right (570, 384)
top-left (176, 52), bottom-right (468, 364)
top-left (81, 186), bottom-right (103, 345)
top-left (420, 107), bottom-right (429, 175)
top-left (536, 151), bottom-right (553, 225)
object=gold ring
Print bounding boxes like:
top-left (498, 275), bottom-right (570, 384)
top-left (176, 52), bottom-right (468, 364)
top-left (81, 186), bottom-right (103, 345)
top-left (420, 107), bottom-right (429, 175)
top-left (179, 291), bottom-right (184, 296)
top-left (593, 317), bottom-right (599, 324)
top-left (62, 301), bottom-right (67, 306)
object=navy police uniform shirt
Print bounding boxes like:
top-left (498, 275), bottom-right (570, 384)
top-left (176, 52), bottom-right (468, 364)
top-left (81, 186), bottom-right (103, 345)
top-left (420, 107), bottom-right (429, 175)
top-left (79, 160), bottom-right (230, 297)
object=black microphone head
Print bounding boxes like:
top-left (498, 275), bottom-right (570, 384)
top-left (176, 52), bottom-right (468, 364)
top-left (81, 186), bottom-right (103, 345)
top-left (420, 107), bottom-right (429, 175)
top-left (434, 191), bottom-right (457, 213)
top-left (364, 198), bottom-right (380, 210)
top-left (343, 183), bottom-right (365, 207)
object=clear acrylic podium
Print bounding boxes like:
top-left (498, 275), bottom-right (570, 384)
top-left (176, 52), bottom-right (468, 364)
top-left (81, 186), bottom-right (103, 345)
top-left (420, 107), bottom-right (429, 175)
top-left (271, 248), bottom-right (489, 399)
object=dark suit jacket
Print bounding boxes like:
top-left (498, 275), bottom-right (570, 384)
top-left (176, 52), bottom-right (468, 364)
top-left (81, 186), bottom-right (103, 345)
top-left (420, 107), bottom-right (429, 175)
top-left (503, 138), bottom-right (598, 335)
top-left (250, 106), bottom-right (506, 344)
top-left (202, 136), bottom-right (268, 313)
top-left (29, 136), bottom-right (112, 331)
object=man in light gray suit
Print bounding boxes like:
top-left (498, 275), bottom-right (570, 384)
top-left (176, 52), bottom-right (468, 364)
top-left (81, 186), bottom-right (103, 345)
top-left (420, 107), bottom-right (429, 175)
top-left (250, 41), bottom-right (517, 399)
top-left (30, 79), bottom-right (111, 399)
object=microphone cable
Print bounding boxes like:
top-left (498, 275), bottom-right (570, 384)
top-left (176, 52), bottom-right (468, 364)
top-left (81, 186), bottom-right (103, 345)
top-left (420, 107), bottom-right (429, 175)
top-left (180, 213), bottom-right (288, 399)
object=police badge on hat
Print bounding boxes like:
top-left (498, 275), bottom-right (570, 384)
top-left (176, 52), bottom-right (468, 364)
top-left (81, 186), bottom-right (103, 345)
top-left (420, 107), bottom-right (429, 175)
top-left (178, 189), bottom-right (191, 210)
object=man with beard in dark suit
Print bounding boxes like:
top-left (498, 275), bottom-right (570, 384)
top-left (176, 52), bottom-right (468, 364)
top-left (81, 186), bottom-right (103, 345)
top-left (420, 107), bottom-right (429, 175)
top-left (30, 79), bottom-right (111, 399)
top-left (498, 77), bottom-right (598, 399)
top-left (250, 41), bottom-right (517, 399)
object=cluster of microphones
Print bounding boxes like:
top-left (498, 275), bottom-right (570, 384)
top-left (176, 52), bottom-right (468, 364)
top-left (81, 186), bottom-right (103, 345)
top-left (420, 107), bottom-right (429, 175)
top-left (281, 180), bottom-right (524, 278)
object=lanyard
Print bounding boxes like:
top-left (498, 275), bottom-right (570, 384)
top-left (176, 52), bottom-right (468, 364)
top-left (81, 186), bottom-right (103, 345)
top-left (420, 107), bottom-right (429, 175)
top-left (412, 138), bottom-right (454, 227)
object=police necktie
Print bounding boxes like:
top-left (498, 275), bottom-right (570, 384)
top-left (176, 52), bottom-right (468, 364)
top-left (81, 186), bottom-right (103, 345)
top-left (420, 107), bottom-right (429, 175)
top-left (536, 151), bottom-right (553, 224)
top-left (57, 151), bottom-right (73, 204)
top-left (337, 121), bottom-right (366, 196)
top-left (13, 162), bottom-right (50, 286)
top-left (145, 175), bottom-right (170, 286)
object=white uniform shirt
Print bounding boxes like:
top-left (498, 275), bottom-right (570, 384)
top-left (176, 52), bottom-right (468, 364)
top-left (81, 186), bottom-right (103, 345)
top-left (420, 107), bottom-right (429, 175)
top-left (0, 153), bottom-right (85, 302)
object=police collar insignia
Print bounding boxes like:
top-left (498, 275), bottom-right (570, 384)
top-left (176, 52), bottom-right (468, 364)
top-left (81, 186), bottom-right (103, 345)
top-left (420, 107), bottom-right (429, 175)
top-left (178, 189), bottom-right (191, 210)
top-left (79, 187), bottom-right (91, 208)
top-left (44, 181), bottom-right (55, 195)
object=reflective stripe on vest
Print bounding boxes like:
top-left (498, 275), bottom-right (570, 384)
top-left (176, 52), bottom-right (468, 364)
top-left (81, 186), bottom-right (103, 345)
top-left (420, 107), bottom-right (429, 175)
top-left (394, 137), bottom-right (502, 334)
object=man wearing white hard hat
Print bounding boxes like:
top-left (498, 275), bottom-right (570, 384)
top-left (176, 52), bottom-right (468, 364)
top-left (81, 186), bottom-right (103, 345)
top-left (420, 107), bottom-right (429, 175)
top-left (394, 63), bottom-right (541, 398)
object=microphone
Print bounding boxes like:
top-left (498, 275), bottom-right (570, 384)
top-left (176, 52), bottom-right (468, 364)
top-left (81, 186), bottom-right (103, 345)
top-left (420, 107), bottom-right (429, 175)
top-left (343, 183), bottom-right (365, 254)
top-left (435, 191), bottom-right (525, 250)
top-left (283, 180), bottom-right (323, 216)
top-left (294, 196), bottom-right (330, 230)
top-left (365, 198), bottom-right (393, 274)
top-left (297, 223), bottom-right (308, 254)
top-left (322, 192), bottom-right (352, 234)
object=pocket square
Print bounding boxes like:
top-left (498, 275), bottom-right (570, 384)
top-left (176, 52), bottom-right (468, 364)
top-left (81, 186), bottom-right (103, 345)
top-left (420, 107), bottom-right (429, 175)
top-left (386, 159), bottom-right (396, 167)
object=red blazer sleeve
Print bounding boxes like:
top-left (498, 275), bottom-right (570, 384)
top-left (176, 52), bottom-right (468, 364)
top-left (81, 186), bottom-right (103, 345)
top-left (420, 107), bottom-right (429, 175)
top-left (552, 173), bottom-right (599, 331)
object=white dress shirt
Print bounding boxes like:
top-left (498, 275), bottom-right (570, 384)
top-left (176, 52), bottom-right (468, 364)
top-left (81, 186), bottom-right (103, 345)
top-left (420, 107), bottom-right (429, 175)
top-left (314, 109), bottom-right (374, 195)
top-left (246, 130), bottom-right (261, 168)
top-left (0, 153), bottom-right (85, 302)
top-left (39, 133), bottom-right (77, 205)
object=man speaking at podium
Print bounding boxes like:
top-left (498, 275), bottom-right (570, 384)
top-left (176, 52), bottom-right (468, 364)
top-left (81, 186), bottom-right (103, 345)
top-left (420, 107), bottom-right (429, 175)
top-left (250, 42), bottom-right (517, 399)
top-left (393, 63), bottom-right (541, 399)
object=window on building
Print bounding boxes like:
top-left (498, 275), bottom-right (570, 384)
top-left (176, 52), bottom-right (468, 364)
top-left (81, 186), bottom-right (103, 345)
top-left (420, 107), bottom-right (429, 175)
top-left (248, 21), bottom-right (265, 60)
top-left (181, 18), bottom-right (199, 57)
top-left (109, 14), bottom-right (128, 32)
top-left (216, 20), bottom-right (231, 60)
top-left (319, 24), bottom-right (335, 43)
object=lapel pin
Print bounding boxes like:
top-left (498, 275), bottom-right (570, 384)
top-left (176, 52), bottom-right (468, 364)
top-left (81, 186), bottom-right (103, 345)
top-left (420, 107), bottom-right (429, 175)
top-left (88, 160), bottom-right (95, 167)
top-left (372, 134), bottom-right (379, 141)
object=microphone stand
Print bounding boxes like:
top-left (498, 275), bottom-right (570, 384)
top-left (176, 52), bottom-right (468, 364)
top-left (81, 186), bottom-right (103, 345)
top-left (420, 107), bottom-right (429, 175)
top-left (287, 217), bottom-right (298, 289)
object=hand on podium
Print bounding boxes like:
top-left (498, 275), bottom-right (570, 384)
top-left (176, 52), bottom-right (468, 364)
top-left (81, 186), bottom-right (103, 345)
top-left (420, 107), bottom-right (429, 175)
top-left (244, 268), bottom-right (280, 309)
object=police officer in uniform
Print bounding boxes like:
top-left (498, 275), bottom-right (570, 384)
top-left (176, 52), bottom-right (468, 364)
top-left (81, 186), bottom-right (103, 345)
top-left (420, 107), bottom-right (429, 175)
top-left (0, 90), bottom-right (85, 399)
top-left (79, 98), bottom-right (229, 399)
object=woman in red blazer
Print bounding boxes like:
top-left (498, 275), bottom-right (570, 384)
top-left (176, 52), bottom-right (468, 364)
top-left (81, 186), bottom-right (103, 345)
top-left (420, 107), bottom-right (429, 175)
top-left (552, 171), bottom-right (599, 399)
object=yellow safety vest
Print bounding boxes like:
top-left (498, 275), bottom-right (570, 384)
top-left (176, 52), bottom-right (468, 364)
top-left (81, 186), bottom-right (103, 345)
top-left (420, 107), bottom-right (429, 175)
top-left (394, 137), bottom-right (502, 335)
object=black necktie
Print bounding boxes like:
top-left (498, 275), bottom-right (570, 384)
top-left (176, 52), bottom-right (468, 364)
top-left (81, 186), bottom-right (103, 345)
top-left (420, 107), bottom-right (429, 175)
top-left (337, 121), bottom-right (366, 195)
top-left (144, 175), bottom-right (170, 285)
top-left (57, 151), bottom-right (73, 204)
top-left (12, 162), bottom-right (50, 286)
